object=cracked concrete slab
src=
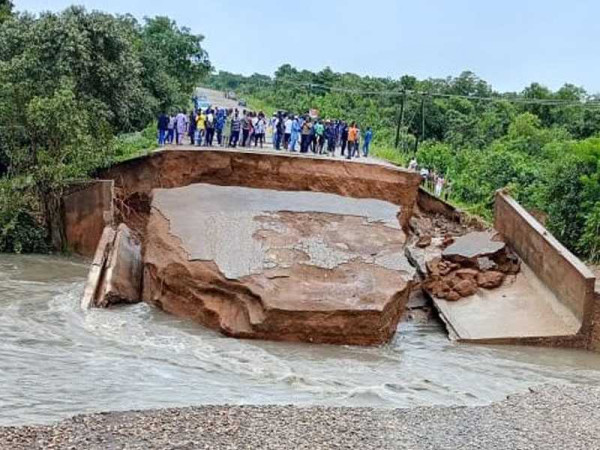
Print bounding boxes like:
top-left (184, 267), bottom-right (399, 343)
top-left (152, 183), bottom-right (408, 280)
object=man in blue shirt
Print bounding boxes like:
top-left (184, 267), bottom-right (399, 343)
top-left (363, 127), bottom-right (373, 157)
top-left (157, 112), bottom-right (169, 146)
top-left (289, 116), bottom-right (301, 152)
top-left (215, 108), bottom-right (226, 146)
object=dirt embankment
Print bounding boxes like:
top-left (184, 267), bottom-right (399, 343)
top-left (97, 150), bottom-right (422, 238)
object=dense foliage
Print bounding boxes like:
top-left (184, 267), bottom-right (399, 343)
top-left (206, 67), bottom-right (600, 262)
top-left (0, 6), bottom-right (210, 252)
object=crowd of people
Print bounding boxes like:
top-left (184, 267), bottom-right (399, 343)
top-left (408, 157), bottom-right (451, 199)
top-left (157, 108), bottom-right (374, 159)
top-left (156, 107), bottom-right (450, 198)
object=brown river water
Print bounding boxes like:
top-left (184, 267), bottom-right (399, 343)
top-left (2, 254), bottom-right (600, 426)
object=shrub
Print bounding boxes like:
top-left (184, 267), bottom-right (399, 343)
top-left (579, 203), bottom-right (600, 262)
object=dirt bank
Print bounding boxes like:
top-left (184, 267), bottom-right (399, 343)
top-left (97, 149), bottom-right (422, 236)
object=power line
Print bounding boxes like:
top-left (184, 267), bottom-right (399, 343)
top-left (251, 78), bottom-right (600, 109)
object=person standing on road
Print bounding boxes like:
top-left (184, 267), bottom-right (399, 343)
top-left (222, 109), bottom-right (233, 147)
top-left (347, 122), bottom-right (358, 159)
top-left (300, 117), bottom-right (312, 153)
top-left (363, 127), bottom-right (373, 157)
top-left (196, 110), bottom-right (206, 146)
top-left (241, 112), bottom-right (252, 147)
top-left (188, 110), bottom-right (197, 145)
top-left (289, 115), bottom-right (301, 152)
top-left (270, 113), bottom-right (278, 147)
top-left (215, 108), bottom-right (226, 146)
top-left (284, 115), bottom-right (293, 149)
top-left (335, 120), bottom-right (343, 149)
top-left (309, 119), bottom-right (318, 153)
top-left (157, 112), bottom-right (169, 146)
top-left (340, 122), bottom-right (349, 157)
top-left (325, 121), bottom-right (336, 155)
top-left (205, 108), bottom-right (215, 146)
top-left (254, 113), bottom-right (266, 148)
top-left (314, 120), bottom-right (325, 154)
top-left (353, 125), bottom-right (361, 158)
top-left (167, 114), bottom-right (176, 144)
top-left (277, 113), bottom-right (286, 150)
top-left (229, 110), bottom-right (241, 147)
top-left (175, 110), bottom-right (188, 145)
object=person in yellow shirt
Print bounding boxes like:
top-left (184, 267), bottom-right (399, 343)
top-left (347, 122), bottom-right (358, 160)
top-left (196, 111), bottom-right (206, 146)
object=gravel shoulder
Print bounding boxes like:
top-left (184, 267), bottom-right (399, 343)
top-left (1, 385), bottom-right (598, 449)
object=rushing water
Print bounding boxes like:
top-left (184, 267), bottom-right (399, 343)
top-left (3, 254), bottom-right (600, 426)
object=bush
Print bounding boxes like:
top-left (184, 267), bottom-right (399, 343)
top-left (579, 203), bottom-right (600, 262)
top-left (0, 181), bottom-right (48, 253)
top-left (416, 142), bottom-right (454, 174)
top-left (114, 124), bottom-right (158, 162)
top-left (371, 146), bottom-right (408, 166)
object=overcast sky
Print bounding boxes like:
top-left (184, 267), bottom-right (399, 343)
top-left (15, 0), bottom-right (600, 93)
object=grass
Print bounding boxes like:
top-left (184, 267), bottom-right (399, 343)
top-left (246, 96), bottom-right (277, 116)
top-left (371, 145), bottom-right (409, 167)
top-left (113, 124), bottom-right (158, 162)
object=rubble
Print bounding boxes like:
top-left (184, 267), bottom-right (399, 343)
top-left (419, 231), bottom-right (520, 302)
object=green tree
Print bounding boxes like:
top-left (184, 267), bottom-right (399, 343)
top-left (139, 16), bottom-right (211, 112)
top-left (0, 0), bottom-right (13, 23)
top-left (0, 6), bottom-right (211, 252)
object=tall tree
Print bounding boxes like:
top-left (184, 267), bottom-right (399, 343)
top-left (0, 0), bottom-right (13, 23)
top-left (139, 16), bottom-right (211, 112)
top-left (0, 7), bottom-right (211, 252)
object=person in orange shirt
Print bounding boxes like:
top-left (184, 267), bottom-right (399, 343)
top-left (347, 122), bottom-right (358, 160)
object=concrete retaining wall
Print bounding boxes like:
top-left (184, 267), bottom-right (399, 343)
top-left (417, 187), bottom-right (461, 222)
top-left (494, 191), bottom-right (596, 330)
top-left (63, 181), bottom-right (114, 257)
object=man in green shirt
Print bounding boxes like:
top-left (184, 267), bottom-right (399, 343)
top-left (314, 120), bottom-right (325, 154)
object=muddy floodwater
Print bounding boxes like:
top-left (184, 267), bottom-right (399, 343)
top-left (3, 254), bottom-right (600, 426)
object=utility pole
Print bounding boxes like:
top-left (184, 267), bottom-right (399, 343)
top-left (394, 91), bottom-right (406, 150)
top-left (421, 94), bottom-right (426, 142)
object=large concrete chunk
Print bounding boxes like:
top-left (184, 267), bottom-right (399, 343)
top-left (100, 224), bottom-right (143, 307)
top-left (81, 224), bottom-right (142, 309)
top-left (143, 183), bottom-right (416, 346)
top-left (443, 231), bottom-right (505, 261)
top-left (81, 226), bottom-right (116, 309)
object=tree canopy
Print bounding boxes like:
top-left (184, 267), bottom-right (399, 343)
top-left (0, 6), bottom-right (210, 252)
top-left (0, 0), bottom-right (13, 23)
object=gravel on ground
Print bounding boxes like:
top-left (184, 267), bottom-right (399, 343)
top-left (1, 384), bottom-right (598, 449)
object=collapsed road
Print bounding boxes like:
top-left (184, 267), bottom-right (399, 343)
top-left (75, 147), bottom-right (600, 350)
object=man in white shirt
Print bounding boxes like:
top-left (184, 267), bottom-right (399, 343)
top-left (420, 167), bottom-right (429, 186)
top-left (435, 175), bottom-right (445, 197)
top-left (283, 116), bottom-right (293, 150)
